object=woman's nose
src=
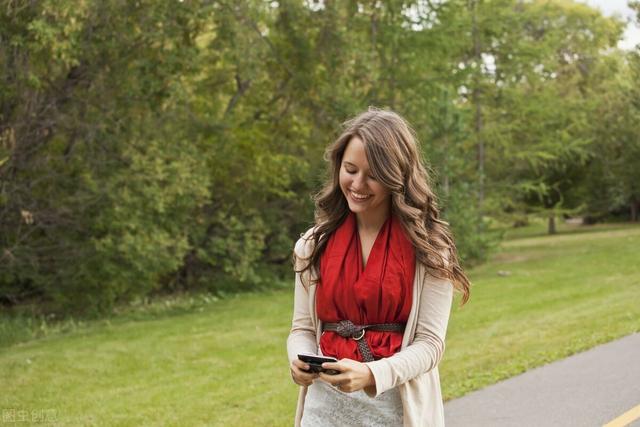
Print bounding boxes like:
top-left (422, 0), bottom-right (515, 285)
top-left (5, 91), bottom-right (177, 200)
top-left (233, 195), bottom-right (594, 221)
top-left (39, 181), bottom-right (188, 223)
top-left (352, 173), bottom-right (367, 190)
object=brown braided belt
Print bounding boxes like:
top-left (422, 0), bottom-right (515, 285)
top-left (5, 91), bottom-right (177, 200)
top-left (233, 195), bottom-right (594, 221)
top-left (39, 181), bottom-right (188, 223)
top-left (322, 320), bottom-right (406, 362)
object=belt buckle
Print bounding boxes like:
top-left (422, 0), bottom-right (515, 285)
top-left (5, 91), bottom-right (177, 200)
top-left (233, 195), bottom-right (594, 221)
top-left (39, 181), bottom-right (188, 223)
top-left (353, 329), bottom-right (365, 341)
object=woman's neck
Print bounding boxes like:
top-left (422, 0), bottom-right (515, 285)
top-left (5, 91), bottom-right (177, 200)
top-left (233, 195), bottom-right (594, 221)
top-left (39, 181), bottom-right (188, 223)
top-left (355, 205), bottom-right (391, 234)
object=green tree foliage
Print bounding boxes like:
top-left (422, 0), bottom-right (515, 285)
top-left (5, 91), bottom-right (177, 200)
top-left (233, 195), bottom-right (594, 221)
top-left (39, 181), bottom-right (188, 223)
top-left (0, 0), bottom-right (636, 314)
top-left (577, 49), bottom-right (640, 222)
top-left (0, 1), bottom-right (211, 313)
top-left (474, 0), bottom-right (624, 233)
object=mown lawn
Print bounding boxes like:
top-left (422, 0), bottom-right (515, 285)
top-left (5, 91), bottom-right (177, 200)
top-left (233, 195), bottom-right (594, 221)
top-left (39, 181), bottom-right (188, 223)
top-left (1, 223), bottom-right (639, 426)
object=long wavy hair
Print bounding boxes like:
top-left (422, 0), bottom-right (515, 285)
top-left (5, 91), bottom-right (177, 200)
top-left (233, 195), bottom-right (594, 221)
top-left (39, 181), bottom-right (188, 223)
top-left (296, 107), bottom-right (470, 305)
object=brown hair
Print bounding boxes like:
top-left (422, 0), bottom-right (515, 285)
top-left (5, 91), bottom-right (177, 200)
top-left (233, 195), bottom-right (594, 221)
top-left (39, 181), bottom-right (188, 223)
top-left (297, 107), bottom-right (470, 305)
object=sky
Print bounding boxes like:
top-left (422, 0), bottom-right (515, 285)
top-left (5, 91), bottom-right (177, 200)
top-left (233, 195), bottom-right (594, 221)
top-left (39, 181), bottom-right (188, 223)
top-left (579, 0), bottom-right (640, 50)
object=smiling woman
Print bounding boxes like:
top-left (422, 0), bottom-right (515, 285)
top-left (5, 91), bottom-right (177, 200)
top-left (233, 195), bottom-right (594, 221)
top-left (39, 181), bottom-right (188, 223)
top-left (339, 137), bottom-right (392, 249)
top-left (286, 107), bottom-right (471, 426)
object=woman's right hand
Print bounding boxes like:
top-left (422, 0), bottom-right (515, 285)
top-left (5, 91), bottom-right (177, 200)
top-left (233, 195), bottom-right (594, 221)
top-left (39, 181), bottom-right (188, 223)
top-left (290, 359), bottom-right (319, 386)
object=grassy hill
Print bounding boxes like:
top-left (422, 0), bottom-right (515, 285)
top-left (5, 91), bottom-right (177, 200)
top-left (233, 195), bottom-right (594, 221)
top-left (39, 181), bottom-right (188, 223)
top-left (1, 222), bottom-right (639, 426)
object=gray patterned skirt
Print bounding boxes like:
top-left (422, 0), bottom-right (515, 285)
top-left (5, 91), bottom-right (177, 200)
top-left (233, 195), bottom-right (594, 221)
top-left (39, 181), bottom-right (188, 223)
top-left (300, 376), bottom-right (403, 426)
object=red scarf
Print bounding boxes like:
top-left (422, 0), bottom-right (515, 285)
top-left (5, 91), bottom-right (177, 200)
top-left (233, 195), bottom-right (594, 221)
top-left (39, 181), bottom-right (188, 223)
top-left (317, 211), bottom-right (415, 362)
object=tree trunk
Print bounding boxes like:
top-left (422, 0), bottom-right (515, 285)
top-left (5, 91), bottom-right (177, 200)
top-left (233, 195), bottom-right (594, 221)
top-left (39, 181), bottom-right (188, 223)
top-left (631, 198), bottom-right (639, 222)
top-left (443, 135), bottom-right (450, 198)
top-left (548, 215), bottom-right (556, 234)
top-left (470, 0), bottom-right (484, 214)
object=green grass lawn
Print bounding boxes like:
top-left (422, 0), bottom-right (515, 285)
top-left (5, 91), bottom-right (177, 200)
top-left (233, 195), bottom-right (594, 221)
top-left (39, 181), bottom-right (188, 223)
top-left (1, 222), bottom-right (639, 426)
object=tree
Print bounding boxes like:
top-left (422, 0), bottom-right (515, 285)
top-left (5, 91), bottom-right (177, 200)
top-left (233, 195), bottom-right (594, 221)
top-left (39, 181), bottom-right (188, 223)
top-left (477, 0), bottom-right (623, 233)
top-left (0, 0), bottom-right (211, 313)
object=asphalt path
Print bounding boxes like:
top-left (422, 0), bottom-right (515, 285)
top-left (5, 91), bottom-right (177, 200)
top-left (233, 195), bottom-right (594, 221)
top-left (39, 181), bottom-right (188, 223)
top-left (444, 332), bottom-right (640, 427)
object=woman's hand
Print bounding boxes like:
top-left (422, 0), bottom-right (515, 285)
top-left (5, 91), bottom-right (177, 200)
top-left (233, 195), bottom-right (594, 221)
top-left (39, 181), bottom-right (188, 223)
top-left (290, 359), bottom-right (319, 386)
top-left (318, 358), bottom-right (375, 393)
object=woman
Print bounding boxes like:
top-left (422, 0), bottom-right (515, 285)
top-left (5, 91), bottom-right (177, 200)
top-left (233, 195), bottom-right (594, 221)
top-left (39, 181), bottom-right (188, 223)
top-left (286, 107), bottom-right (471, 427)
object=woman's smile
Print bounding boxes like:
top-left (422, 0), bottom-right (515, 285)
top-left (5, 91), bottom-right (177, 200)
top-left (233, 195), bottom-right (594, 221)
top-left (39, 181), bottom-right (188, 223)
top-left (349, 190), bottom-right (372, 201)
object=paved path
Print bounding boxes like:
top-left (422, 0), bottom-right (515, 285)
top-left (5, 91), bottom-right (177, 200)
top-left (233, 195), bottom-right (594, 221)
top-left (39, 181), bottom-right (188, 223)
top-left (444, 332), bottom-right (640, 427)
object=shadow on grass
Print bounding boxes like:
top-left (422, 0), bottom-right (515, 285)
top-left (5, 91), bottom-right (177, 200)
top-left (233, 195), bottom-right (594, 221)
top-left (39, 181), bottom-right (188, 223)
top-left (499, 221), bottom-right (639, 241)
top-left (0, 281), bottom-right (290, 351)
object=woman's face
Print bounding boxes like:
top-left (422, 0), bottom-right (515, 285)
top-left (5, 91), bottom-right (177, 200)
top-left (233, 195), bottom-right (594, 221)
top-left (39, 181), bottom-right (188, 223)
top-left (339, 136), bottom-right (391, 217)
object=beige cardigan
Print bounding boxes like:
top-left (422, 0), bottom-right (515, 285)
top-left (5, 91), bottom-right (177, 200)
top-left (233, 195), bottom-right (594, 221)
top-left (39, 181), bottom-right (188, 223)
top-left (287, 227), bottom-right (454, 427)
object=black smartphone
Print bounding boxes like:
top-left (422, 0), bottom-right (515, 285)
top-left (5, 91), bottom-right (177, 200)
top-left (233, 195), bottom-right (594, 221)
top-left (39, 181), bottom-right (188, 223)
top-left (298, 353), bottom-right (340, 375)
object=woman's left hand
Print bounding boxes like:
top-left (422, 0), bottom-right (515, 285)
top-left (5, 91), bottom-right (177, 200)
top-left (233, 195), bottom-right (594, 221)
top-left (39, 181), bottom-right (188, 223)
top-left (318, 358), bottom-right (375, 393)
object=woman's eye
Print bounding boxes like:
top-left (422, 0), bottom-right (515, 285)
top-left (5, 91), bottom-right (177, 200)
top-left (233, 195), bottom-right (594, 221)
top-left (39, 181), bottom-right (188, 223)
top-left (346, 169), bottom-right (356, 174)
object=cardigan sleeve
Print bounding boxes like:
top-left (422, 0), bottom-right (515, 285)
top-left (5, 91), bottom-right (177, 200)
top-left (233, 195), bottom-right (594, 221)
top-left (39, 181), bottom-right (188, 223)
top-left (286, 231), bottom-right (318, 365)
top-left (363, 271), bottom-right (454, 397)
